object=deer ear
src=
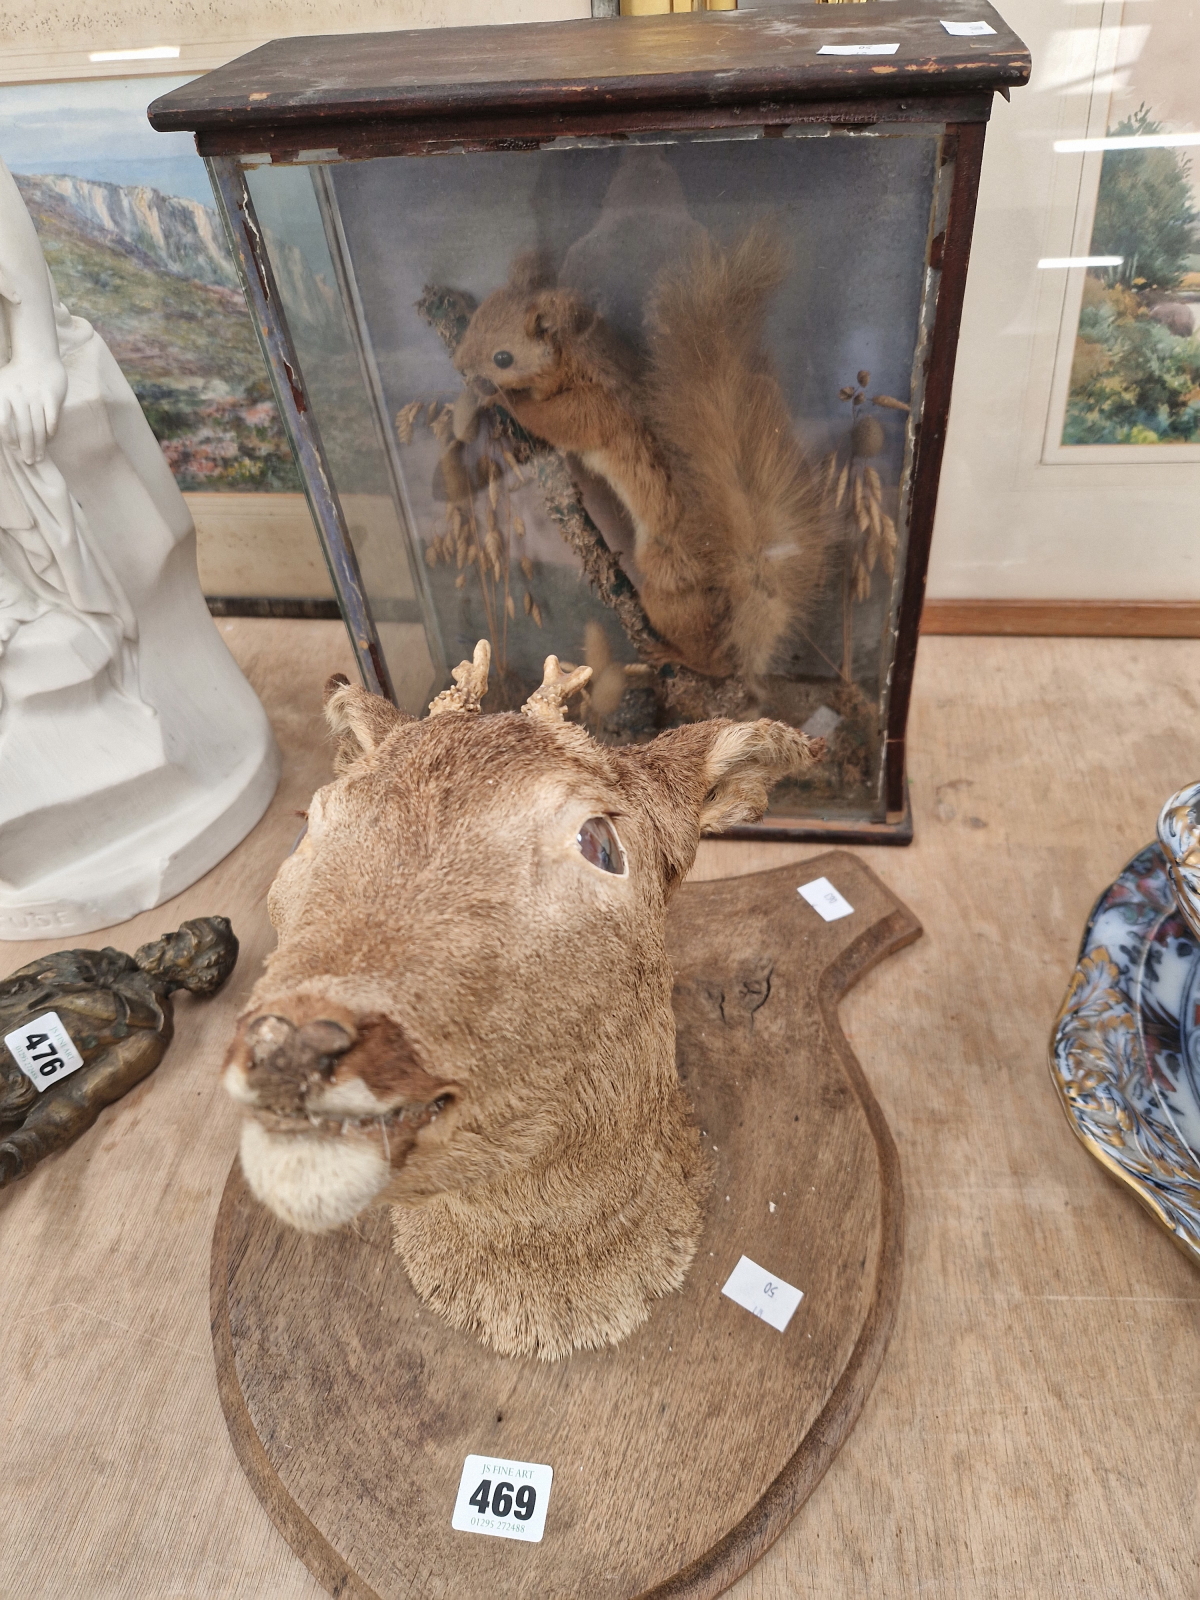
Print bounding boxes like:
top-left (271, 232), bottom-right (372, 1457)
top-left (617, 719), bottom-right (821, 888)
top-left (696, 721), bottom-right (819, 832)
top-left (323, 676), bottom-right (408, 770)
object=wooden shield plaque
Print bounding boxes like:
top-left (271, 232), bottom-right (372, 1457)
top-left (212, 853), bottom-right (919, 1599)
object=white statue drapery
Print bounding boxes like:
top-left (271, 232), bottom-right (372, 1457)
top-left (0, 157), bottom-right (279, 937)
top-left (0, 286), bottom-right (138, 700)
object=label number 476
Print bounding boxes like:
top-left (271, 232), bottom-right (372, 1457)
top-left (4, 1010), bottom-right (85, 1093)
top-left (467, 1478), bottom-right (536, 1521)
top-left (21, 1032), bottom-right (64, 1078)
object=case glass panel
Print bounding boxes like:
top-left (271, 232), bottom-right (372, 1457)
top-left (239, 128), bottom-right (946, 824)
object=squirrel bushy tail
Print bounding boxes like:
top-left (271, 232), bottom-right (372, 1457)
top-left (643, 224), bottom-right (832, 682)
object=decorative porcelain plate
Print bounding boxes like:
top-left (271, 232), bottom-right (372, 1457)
top-left (1051, 843), bottom-right (1200, 1262)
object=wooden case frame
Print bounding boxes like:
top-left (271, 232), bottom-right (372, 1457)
top-left (150, 1), bottom-right (1030, 843)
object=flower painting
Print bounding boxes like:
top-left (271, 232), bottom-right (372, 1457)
top-left (1061, 17), bottom-right (1200, 449)
top-left (0, 77), bottom-right (299, 491)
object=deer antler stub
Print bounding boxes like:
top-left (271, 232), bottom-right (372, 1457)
top-left (522, 656), bottom-right (593, 724)
top-left (428, 640), bottom-right (491, 717)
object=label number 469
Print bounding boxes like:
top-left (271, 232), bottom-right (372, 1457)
top-left (21, 1032), bottom-right (64, 1079)
top-left (467, 1478), bottom-right (536, 1521)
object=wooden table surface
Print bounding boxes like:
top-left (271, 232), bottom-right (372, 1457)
top-left (2, 622), bottom-right (1197, 1600)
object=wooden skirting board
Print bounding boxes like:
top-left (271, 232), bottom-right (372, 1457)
top-left (921, 599), bottom-right (1200, 637)
top-left (212, 853), bottom-right (920, 1600)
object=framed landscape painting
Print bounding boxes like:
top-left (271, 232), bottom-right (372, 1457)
top-left (0, 76), bottom-right (301, 492)
top-left (0, 74), bottom-right (332, 602)
top-left (1044, 0), bottom-right (1200, 463)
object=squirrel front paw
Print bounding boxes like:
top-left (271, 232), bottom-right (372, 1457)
top-left (452, 386), bottom-right (483, 443)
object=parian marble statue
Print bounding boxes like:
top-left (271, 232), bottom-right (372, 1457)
top-left (0, 158), bottom-right (279, 939)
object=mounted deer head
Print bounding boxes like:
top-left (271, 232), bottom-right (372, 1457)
top-left (223, 644), bottom-right (819, 1359)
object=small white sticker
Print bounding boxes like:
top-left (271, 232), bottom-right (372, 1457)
top-left (452, 1455), bottom-right (552, 1543)
top-left (940, 18), bottom-right (996, 35)
top-left (798, 877), bottom-right (854, 922)
top-left (817, 42), bottom-right (900, 55)
top-left (4, 1011), bottom-right (85, 1093)
top-left (721, 1255), bottom-right (804, 1333)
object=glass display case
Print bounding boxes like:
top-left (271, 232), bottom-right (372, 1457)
top-left (149, 0), bottom-right (1028, 841)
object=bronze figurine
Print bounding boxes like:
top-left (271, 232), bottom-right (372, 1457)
top-left (0, 917), bottom-right (238, 1187)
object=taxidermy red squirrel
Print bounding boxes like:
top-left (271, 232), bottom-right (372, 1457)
top-left (453, 225), bottom-right (833, 683)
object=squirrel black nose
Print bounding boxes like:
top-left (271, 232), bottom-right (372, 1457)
top-left (492, 350), bottom-right (514, 369)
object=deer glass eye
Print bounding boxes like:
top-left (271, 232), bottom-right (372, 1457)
top-left (493, 350), bottom-right (514, 369)
top-left (577, 816), bottom-right (626, 876)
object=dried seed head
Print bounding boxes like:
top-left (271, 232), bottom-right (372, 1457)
top-left (852, 416), bottom-right (885, 458)
top-left (873, 394), bottom-right (910, 413)
top-left (395, 400), bottom-right (422, 445)
top-left (852, 472), bottom-right (867, 530)
top-left (835, 463), bottom-right (849, 510)
top-left (881, 513), bottom-right (897, 577)
top-left (513, 515), bottom-right (526, 539)
top-left (431, 408), bottom-right (455, 447)
top-left (520, 556), bottom-right (534, 580)
top-left (506, 592), bottom-right (515, 619)
top-left (531, 600), bottom-right (543, 628)
top-left (455, 572), bottom-right (467, 589)
top-left (857, 369), bottom-right (871, 387)
top-left (868, 491), bottom-right (882, 541)
top-left (523, 590), bottom-right (533, 615)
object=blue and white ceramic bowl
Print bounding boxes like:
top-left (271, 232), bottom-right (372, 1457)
top-left (1050, 843), bottom-right (1200, 1263)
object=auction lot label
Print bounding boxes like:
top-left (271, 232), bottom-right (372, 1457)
top-left (5, 1011), bottom-right (84, 1092)
top-left (452, 1454), bottom-right (553, 1543)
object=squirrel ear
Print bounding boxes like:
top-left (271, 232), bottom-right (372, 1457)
top-left (508, 250), bottom-right (553, 294)
top-left (526, 289), bottom-right (595, 344)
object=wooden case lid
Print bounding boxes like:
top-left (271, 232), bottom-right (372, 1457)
top-left (147, 1), bottom-right (1028, 140)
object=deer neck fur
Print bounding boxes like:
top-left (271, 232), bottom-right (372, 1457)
top-left (393, 1071), bottom-right (708, 1360)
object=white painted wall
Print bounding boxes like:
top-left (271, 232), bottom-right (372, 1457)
top-left (4, 0), bottom-right (1193, 600)
top-left (0, 0), bottom-right (588, 71)
top-left (928, 0), bottom-right (1200, 600)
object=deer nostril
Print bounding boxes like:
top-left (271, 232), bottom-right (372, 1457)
top-left (246, 1014), bottom-right (295, 1069)
top-left (237, 1013), bottom-right (356, 1090)
top-left (297, 1020), bottom-right (355, 1080)
top-left (297, 1020), bottom-right (354, 1056)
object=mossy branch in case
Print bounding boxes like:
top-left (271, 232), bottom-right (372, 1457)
top-left (416, 284), bottom-right (753, 722)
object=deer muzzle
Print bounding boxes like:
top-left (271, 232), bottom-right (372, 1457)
top-left (223, 1003), bottom-right (456, 1233)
